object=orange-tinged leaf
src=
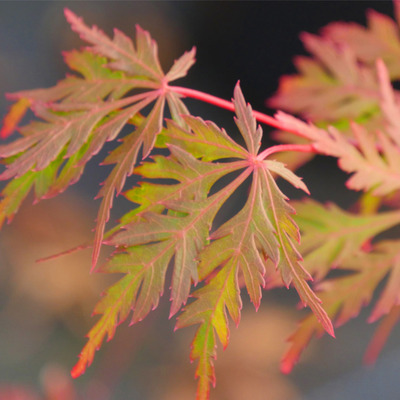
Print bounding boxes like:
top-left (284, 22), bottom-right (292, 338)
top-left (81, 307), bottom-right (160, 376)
top-left (274, 97), bottom-right (400, 196)
top-left (364, 305), bottom-right (400, 365)
top-left (72, 241), bottom-right (174, 376)
top-left (165, 47), bottom-right (196, 82)
top-left (0, 11), bottom-right (197, 271)
top-left (294, 199), bottom-right (400, 280)
top-left (64, 9), bottom-right (164, 81)
top-left (282, 240), bottom-right (400, 372)
top-left (0, 98), bottom-right (30, 139)
top-left (91, 94), bottom-right (165, 268)
top-left (172, 85), bottom-right (331, 398)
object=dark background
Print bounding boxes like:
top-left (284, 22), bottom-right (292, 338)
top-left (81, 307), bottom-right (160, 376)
top-left (0, 2), bottom-right (399, 400)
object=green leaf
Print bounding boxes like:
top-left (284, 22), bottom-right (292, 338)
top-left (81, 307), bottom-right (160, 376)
top-left (64, 9), bottom-right (164, 80)
top-left (282, 240), bottom-right (400, 373)
top-left (0, 11), bottom-right (197, 269)
top-left (74, 85), bottom-right (329, 398)
top-left (73, 137), bottom-right (248, 376)
top-left (294, 199), bottom-right (400, 279)
top-left (275, 95), bottom-right (400, 196)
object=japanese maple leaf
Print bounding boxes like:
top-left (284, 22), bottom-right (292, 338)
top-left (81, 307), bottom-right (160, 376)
top-left (268, 30), bottom-right (380, 123)
top-left (172, 85), bottom-right (333, 400)
top-left (0, 9), bottom-right (196, 268)
top-left (71, 85), bottom-right (333, 398)
top-left (273, 61), bottom-right (400, 197)
top-left (294, 199), bottom-right (400, 280)
top-left (281, 239), bottom-right (400, 374)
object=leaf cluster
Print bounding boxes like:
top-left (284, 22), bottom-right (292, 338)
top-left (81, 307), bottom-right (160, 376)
top-left (2, 4), bottom-right (400, 400)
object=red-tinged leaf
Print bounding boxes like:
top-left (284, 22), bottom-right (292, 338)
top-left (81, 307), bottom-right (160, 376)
top-left (323, 9), bottom-right (400, 79)
top-left (282, 242), bottom-right (400, 372)
top-left (364, 305), bottom-right (400, 365)
top-left (64, 9), bottom-right (163, 81)
top-left (1, 12), bottom-right (198, 275)
top-left (0, 171), bottom-right (36, 228)
top-left (0, 92), bottom-right (156, 180)
top-left (232, 82), bottom-right (262, 155)
top-left (281, 310), bottom-right (327, 374)
top-left (91, 95), bottom-right (166, 268)
top-left (72, 241), bottom-right (174, 376)
top-left (0, 98), bottom-right (30, 139)
top-left (268, 32), bottom-right (379, 123)
top-left (369, 242), bottom-right (400, 323)
top-left (294, 200), bottom-right (400, 280)
top-left (8, 51), bottom-right (157, 106)
top-left (267, 5), bottom-right (400, 132)
top-left (165, 47), bottom-right (196, 82)
top-left (274, 108), bottom-right (400, 196)
top-left (176, 264), bottom-right (241, 400)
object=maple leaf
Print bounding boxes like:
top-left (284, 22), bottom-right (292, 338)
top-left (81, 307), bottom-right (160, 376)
top-left (267, 3), bottom-right (400, 129)
top-left (274, 61), bottom-right (400, 196)
top-left (294, 199), bottom-right (400, 280)
top-left (268, 29), bottom-right (380, 123)
top-left (364, 305), bottom-right (400, 365)
top-left (281, 233), bottom-right (400, 374)
top-left (173, 85), bottom-right (332, 399)
top-left (322, 7), bottom-right (400, 80)
top-left (72, 115), bottom-right (250, 378)
top-left (71, 85), bottom-right (332, 398)
top-left (266, 3), bottom-right (400, 165)
top-left (0, 9), bottom-right (196, 268)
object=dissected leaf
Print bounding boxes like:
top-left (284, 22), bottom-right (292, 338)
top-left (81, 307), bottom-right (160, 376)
top-left (72, 120), bottom-right (250, 376)
top-left (64, 9), bottom-right (164, 80)
top-left (174, 85), bottom-right (331, 398)
top-left (0, 9), bottom-right (197, 269)
top-left (294, 199), bottom-right (400, 279)
top-left (282, 240), bottom-right (400, 373)
top-left (322, 9), bottom-right (400, 80)
top-left (0, 98), bottom-right (30, 139)
top-left (364, 305), bottom-right (400, 365)
top-left (268, 31), bottom-right (380, 123)
top-left (368, 241), bottom-right (400, 323)
top-left (274, 65), bottom-right (400, 197)
top-left (73, 85), bottom-right (331, 399)
top-left (267, 4), bottom-right (400, 130)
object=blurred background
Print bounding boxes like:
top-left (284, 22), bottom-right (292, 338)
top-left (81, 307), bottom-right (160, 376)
top-left (0, 1), bottom-right (399, 399)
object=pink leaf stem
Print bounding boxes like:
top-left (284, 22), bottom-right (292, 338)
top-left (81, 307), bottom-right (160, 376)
top-left (258, 143), bottom-right (318, 160)
top-left (169, 85), bottom-right (285, 130)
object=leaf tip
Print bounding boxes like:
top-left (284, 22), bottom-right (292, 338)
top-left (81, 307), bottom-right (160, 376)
top-left (70, 359), bottom-right (86, 379)
top-left (280, 358), bottom-right (294, 375)
top-left (63, 8), bottom-right (76, 23)
top-left (0, 98), bottom-right (30, 139)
